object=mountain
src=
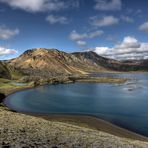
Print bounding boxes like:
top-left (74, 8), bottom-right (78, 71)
top-left (7, 48), bottom-right (105, 77)
top-left (73, 51), bottom-right (148, 71)
top-left (0, 61), bottom-right (11, 79)
top-left (3, 48), bottom-right (148, 79)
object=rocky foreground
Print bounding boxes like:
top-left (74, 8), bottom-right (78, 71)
top-left (0, 107), bottom-right (148, 148)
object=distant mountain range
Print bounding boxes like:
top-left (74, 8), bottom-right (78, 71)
top-left (73, 51), bottom-right (148, 71)
top-left (0, 48), bottom-right (148, 79)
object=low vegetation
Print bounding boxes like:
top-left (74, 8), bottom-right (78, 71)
top-left (77, 77), bottom-right (128, 84)
top-left (1, 107), bottom-right (148, 147)
top-left (0, 78), bottom-right (33, 95)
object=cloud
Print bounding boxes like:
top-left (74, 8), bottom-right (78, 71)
top-left (94, 36), bottom-right (148, 60)
top-left (121, 15), bottom-right (134, 23)
top-left (0, 26), bottom-right (19, 40)
top-left (70, 30), bottom-right (104, 48)
top-left (46, 15), bottom-right (68, 24)
top-left (90, 16), bottom-right (119, 27)
top-left (0, 46), bottom-right (18, 56)
top-left (0, 0), bottom-right (79, 13)
top-left (115, 36), bottom-right (140, 49)
top-left (70, 30), bottom-right (88, 41)
top-left (139, 22), bottom-right (148, 33)
top-left (94, 0), bottom-right (122, 11)
top-left (76, 40), bottom-right (87, 47)
top-left (89, 30), bottom-right (104, 38)
top-left (70, 30), bottom-right (104, 41)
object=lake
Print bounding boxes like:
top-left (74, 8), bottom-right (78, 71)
top-left (4, 73), bottom-right (148, 137)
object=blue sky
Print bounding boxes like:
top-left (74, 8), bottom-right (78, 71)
top-left (0, 0), bottom-right (148, 60)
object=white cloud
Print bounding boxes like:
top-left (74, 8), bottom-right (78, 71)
top-left (94, 36), bottom-right (148, 60)
top-left (0, 0), bottom-right (79, 13)
top-left (139, 22), bottom-right (148, 33)
top-left (94, 0), bottom-right (122, 11)
top-left (70, 30), bottom-right (104, 48)
top-left (0, 26), bottom-right (19, 40)
top-left (121, 15), bottom-right (134, 23)
top-left (76, 40), bottom-right (87, 47)
top-left (70, 30), bottom-right (104, 41)
top-left (95, 46), bottom-right (110, 55)
top-left (70, 30), bottom-right (88, 41)
top-left (115, 36), bottom-right (140, 49)
top-left (89, 30), bottom-right (104, 38)
top-left (46, 15), bottom-right (68, 24)
top-left (0, 46), bottom-right (18, 56)
top-left (90, 16), bottom-right (119, 27)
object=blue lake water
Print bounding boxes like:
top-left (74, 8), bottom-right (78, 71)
top-left (4, 73), bottom-right (148, 136)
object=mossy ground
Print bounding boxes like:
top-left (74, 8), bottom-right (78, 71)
top-left (77, 77), bottom-right (128, 84)
top-left (0, 78), bottom-right (33, 95)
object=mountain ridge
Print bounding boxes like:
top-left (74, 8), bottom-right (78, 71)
top-left (73, 51), bottom-right (148, 71)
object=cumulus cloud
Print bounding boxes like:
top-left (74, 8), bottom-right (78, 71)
top-left (139, 22), bottom-right (148, 33)
top-left (90, 16), bottom-right (119, 27)
top-left (94, 0), bottom-right (122, 11)
top-left (46, 15), bottom-right (68, 24)
top-left (0, 26), bottom-right (19, 40)
top-left (0, 0), bottom-right (79, 13)
top-left (0, 46), bottom-right (18, 56)
top-left (94, 36), bottom-right (148, 60)
top-left (115, 36), bottom-right (140, 49)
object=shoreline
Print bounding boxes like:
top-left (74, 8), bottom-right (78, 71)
top-left (3, 94), bottom-right (148, 141)
top-left (27, 113), bottom-right (148, 141)
top-left (1, 75), bottom-right (148, 142)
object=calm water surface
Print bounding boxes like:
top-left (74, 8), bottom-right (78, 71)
top-left (4, 73), bottom-right (148, 136)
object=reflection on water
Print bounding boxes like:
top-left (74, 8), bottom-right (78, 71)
top-left (114, 80), bottom-right (143, 92)
top-left (4, 73), bottom-right (148, 137)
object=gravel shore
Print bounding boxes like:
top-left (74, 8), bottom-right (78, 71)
top-left (1, 107), bottom-right (148, 148)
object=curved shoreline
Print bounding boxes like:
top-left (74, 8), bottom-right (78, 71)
top-left (28, 113), bottom-right (148, 141)
top-left (3, 98), bottom-right (148, 141)
top-left (1, 79), bottom-right (148, 142)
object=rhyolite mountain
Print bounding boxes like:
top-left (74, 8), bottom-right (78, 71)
top-left (1, 48), bottom-right (148, 79)
top-left (6, 48), bottom-right (105, 77)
